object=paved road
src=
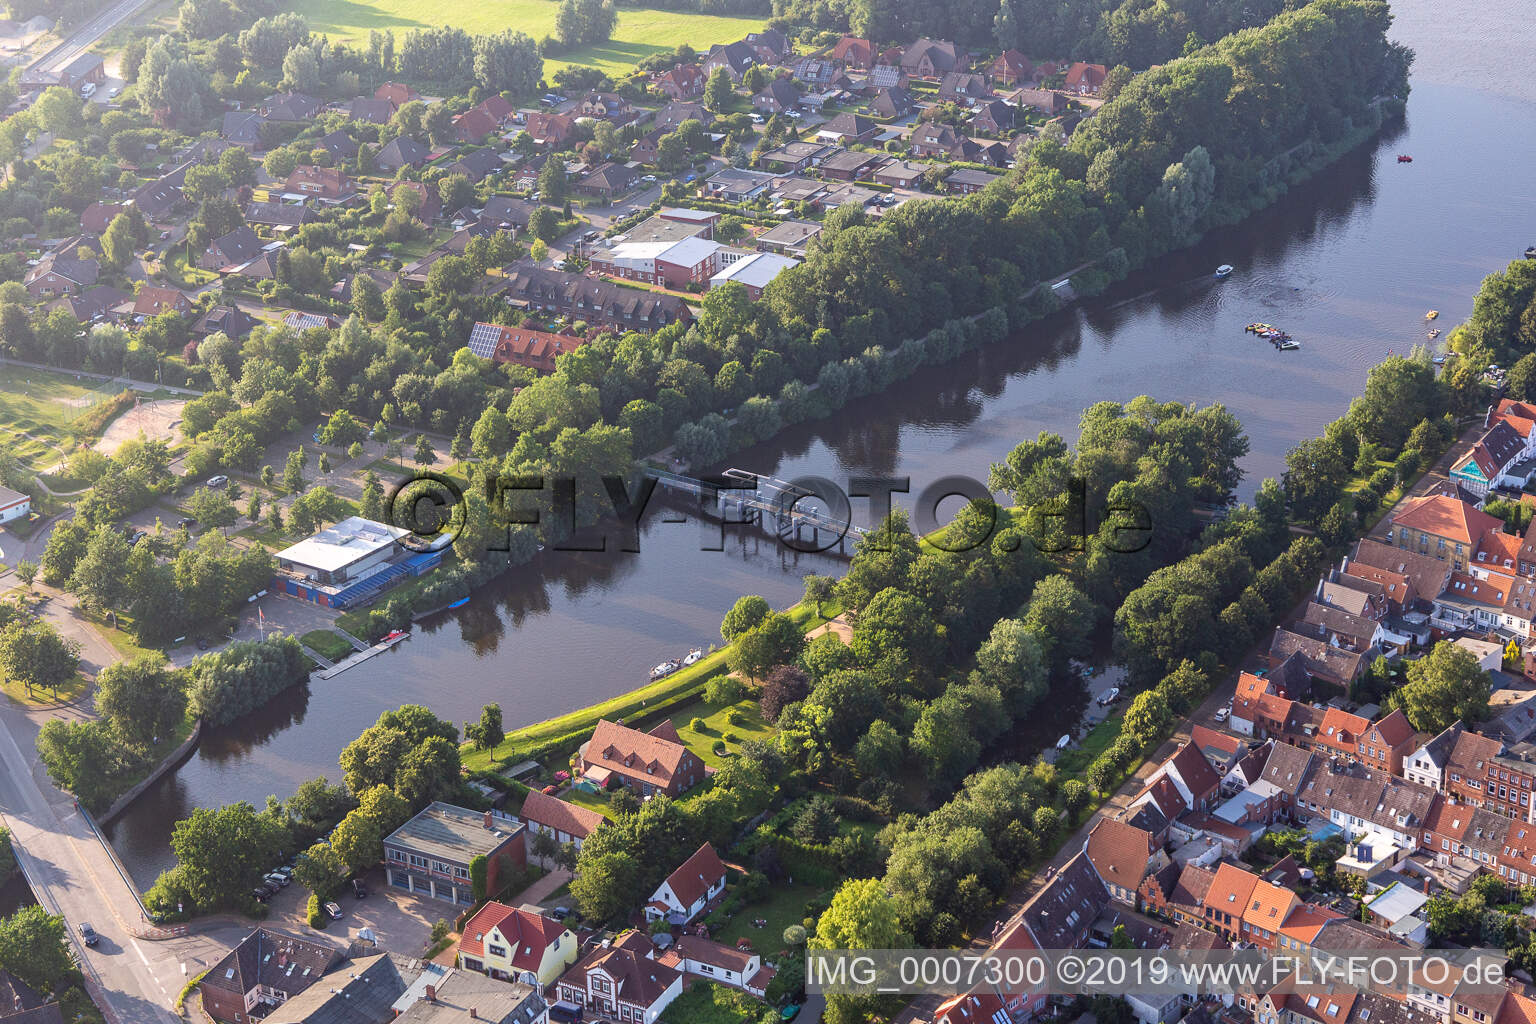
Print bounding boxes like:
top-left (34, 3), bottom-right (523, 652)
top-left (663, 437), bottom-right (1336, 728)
top-left (26, 0), bottom-right (151, 77)
top-left (0, 701), bottom-right (247, 1024)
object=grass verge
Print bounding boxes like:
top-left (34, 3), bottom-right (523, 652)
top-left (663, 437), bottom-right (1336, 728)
top-left (301, 629), bottom-right (355, 663)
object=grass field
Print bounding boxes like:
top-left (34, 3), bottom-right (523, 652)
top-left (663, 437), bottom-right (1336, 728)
top-left (285, 0), bottom-right (765, 77)
top-left (0, 365), bottom-right (106, 473)
top-left (707, 879), bottom-right (823, 949)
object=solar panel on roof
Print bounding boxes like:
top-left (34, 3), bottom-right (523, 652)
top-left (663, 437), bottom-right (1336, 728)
top-left (467, 322), bottom-right (504, 359)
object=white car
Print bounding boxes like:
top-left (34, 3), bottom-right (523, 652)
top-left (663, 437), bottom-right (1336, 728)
top-left (1214, 707), bottom-right (1231, 723)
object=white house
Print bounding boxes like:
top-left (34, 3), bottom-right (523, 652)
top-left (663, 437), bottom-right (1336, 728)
top-left (516, 790), bottom-right (606, 851)
top-left (644, 842), bottom-right (727, 924)
top-left (0, 485), bottom-right (30, 525)
top-left (661, 936), bottom-right (774, 995)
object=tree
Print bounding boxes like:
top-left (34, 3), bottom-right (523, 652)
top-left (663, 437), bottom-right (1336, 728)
top-left (972, 618), bottom-right (1047, 714)
top-left (35, 720), bottom-right (118, 810)
top-left (1393, 641), bottom-right (1492, 733)
top-left (0, 619), bottom-right (80, 697)
top-left (188, 486), bottom-right (238, 535)
top-left (704, 66), bottom-right (733, 111)
top-left (164, 800), bottom-right (289, 910)
top-left (570, 851), bottom-right (639, 922)
top-left (812, 877), bottom-right (912, 950)
top-left (33, 87), bottom-right (84, 139)
top-left (14, 560), bottom-right (36, 589)
top-left (95, 654), bottom-right (187, 753)
top-left (283, 449), bottom-right (305, 494)
top-left (414, 433), bottom-right (436, 467)
top-left (538, 158), bottom-right (568, 205)
top-left (721, 594), bottom-right (770, 641)
top-left (730, 612), bottom-right (804, 681)
top-left (1021, 574), bottom-right (1095, 668)
top-left (0, 905), bottom-right (72, 992)
top-left (760, 664), bottom-right (809, 722)
top-left (792, 797), bottom-right (838, 844)
top-left (1122, 688), bottom-right (1171, 746)
top-left (465, 703), bottom-right (504, 752)
top-left (802, 574), bottom-right (835, 617)
top-left (471, 405), bottom-right (511, 459)
top-left (69, 525), bottom-right (133, 610)
top-left (102, 210), bottom-right (143, 268)
top-left (474, 30), bottom-right (541, 94)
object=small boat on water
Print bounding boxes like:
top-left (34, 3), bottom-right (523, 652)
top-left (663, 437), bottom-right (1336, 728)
top-left (1246, 323), bottom-right (1274, 334)
top-left (1214, 264), bottom-right (1234, 279)
top-left (1426, 310), bottom-right (1439, 320)
top-left (1427, 328), bottom-right (1441, 339)
top-left (1397, 154), bottom-right (1413, 163)
top-left (381, 629), bottom-right (410, 646)
top-left (447, 596), bottom-right (470, 609)
top-left (682, 647), bottom-right (704, 667)
top-left (1526, 246), bottom-right (1536, 260)
top-left (1275, 338), bottom-right (1301, 351)
top-left (1433, 354), bottom-right (1447, 365)
top-left (650, 659), bottom-right (681, 680)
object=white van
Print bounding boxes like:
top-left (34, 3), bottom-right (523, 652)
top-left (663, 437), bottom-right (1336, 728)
top-left (80, 82), bottom-right (97, 98)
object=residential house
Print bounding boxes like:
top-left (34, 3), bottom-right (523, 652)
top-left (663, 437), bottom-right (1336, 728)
top-left (284, 165), bottom-right (354, 203)
top-left (221, 110), bottom-right (264, 148)
top-left (937, 72), bottom-right (989, 104)
top-left (498, 265), bottom-right (693, 331)
top-left (578, 92), bottom-right (632, 120)
top-left (79, 202), bottom-right (124, 234)
top-left (383, 803), bottom-right (527, 907)
top-left (653, 100), bottom-right (710, 131)
top-left (524, 112), bottom-right (574, 148)
top-left (1404, 722), bottom-right (1464, 791)
top-left (445, 149), bottom-right (503, 184)
top-left (1356, 708), bottom-right (1418, 776)
top-left (644, 842), bottom-right (728, 924)
top-left (1200, 862), bottom-right (1260, 941)
top-left (245, 201), bottom-right (312, 233)
top-left (703, 40), bottom-right (756, 80)
top-left (704, 167), bottom-right (777, 202)
top-left (972, 98), bottom-right (1014, 134)
top-left (909, 122), bottom-right (965, 158)
top-left (945, 167), bottom-right (996, 194)
top-left (872, 84), bottom-right (914, 118)
top-left (745, 29), bottom-right (789, 63)
top-left (656, 64), bottom-right (706, 100)
top-left (346, 96), bottom-right (396, 125)
top-left (465, 322), bottom-right (585, 374)
top-left (376, 136), bottom-right (429, 173)
top-left (313, 130), bottom-right (358, 162)
top-left (198, 929), bottom-right (344, 1024)
top-left (873, 159), bottom-right (925, 189)
top-left (1135, 742), bottom-right (1223, 816)
top-left (752, 79), bottom-right (801, 115)
top-left (261, 92), bottom-right (322, 122)
top-left (900, 38), bottom-right (966, 78)
top-left (197, 225), bottom-right (264, 272)
top-left (453, 107), bottom-right (497, 144)
top-left (261, 952), bottom-right (418, 1024)
top-left (57, 52), bottom-right (105, 90)
top-left (1083, 818), bottom-right (1164, 907)
top-left (708, 251), bottom-right (798, 299)
top-left (1065, 61), bottom-right (1109, 95)
top-left (1015, 87), bottom-right (1068, 115)
top-left (577, 718), bottom-right (706, 797)
top-left (375, 83), bottom-right (418, 106)
top-left (24, 254), bottom-right (98, 297)
top-left (1389, 494), bottom-right (1503, 571)
top-left (393, 966), bottom-right (545, 1024)
top-left (48, 284), bottom-right (129, 323)
top-left (816, 112), bottom-right (877, 145)
top-left (817, 149), bottom-right (883, 182)
top-left (457, 902), bottom-right (577, 987)
top-left (1269, 626), bottom-right (1367, 692)
top-left (1451, 419), bottom-right (1529, 496)
top-left (515, 789), bottom-right (605, 850)
top-left (553, 930), bottom-right (681, 1023)
top-left (577, 162), bottom-right (638, 200)
top-left (657, 936), bottom-right (774, 996)
top-left (756, 220), bottom-right (822, 257)
top-left (192, 304), bottom-right (257, 339)
top-left (792, 57), bottom-right (841, 89)
top-left (759, 140), bottom-right (834, 173)
top-left (131, 175), bottom-right (183, 221)
top-left (829, 35), bottom-right (875, 69)
top-left (132, 285), bottom-right (192, 319)
top-left (990, 50), bottom-right (1033, 86)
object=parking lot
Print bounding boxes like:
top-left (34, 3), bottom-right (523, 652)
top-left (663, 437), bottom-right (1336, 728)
top-left (259, 866), bottom-right (442, 956)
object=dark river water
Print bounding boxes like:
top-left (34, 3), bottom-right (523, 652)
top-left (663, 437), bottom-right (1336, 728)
top-left (106, 0), bottom-right (1536, 886)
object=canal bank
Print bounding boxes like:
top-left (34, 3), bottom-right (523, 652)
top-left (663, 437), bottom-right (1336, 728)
top-left (104, 47), bottom-right (1536, 886)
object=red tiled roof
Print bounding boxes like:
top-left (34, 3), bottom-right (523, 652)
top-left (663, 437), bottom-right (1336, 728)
top-left (518, 790), bottom-right (605, 840)
top-left (1203, 862), bottom-right (1260, 919)
top-left (1392, 494), bottom-right (1503, 545)
top-left (584, 718), bottom-right (692, 783)
top-left (663, 843), bottom-right (727, 910)
top-left (1085, 819), bottom-right (1154, 889)
top-left (1366, 708), bottom-right (1414, 749)
top-left (458, 902), bottom-right (568, 970)
top-left (1166, 741), bottom-right (1221, 802)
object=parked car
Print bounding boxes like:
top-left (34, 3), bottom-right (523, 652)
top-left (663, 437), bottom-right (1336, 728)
top-left (1056, 734), bottom-right (1072, 750)
top-left (262, 880), bottom-right (282, 896)
top-left (177, 517), bottom-right (196, 529)
top-left (205, 474), bottom-right (228, 489)
top-left (79, 923), bottom-right (99, 947)
top-left (352, 879), bottom-right (368, 899)
top-left (128, 530), bottom-right (147, 545)
top-left (550, 906), bottom-right (571, 920)
top-left (251, 887), bottom-right (271, 903)
top-left (264, 872), bottom-right (289, 888)
top-left (272, 865), bottom-right (293, 881)
top-left (324, 901), bottom-right (343, 919)
top-left (1214, 707), bottom-right (1231, 723)
top-left (108, 86), bottom-right (120, 97)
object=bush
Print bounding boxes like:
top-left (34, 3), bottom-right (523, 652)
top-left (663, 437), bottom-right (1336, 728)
top-left (690, 717), bottom-right (708, 732)
top-left (704, 675), bottom-right (748, 705)
top-left (723, 731), bottom-right (740, 743)
top-left (725, 709), bottom-right (746, 726)
top-left (306, 893), bottom-right (326, 929)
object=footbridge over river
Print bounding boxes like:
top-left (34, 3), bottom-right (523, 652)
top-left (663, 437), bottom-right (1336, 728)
top-left (644, 467), bottom-right (867, 554)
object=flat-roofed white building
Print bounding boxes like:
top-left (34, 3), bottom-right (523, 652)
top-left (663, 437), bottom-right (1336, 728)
top-left (709, 251), bottom-right (799, 299)
top-left (0, 485), bottom-right (30, 525)
top-left (590, 235), bottom-right (727, 289)
top-left (276, 516), bottom-right (407, 586)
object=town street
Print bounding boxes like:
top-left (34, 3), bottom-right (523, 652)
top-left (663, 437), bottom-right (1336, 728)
top-left (0, 701), bottom-right (247, 1024)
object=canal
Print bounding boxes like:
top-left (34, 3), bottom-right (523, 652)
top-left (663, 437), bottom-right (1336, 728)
top-left (105, 0), bottom-right (1536, 886)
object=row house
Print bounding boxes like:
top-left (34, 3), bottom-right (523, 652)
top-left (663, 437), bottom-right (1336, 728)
top-left (1269, 626), bottom-right (1368, 692)
top-left (1388, 494), bottom-right (1504, 572)
top-left (1139, 861), bottom-right (1213, 929)
top-left (1300, 600), bottom-right (1385, 652)
top-left (499, 265), bottom-right (693, 332)
top-left (1433, 569), bottom-right (1533, 638)
top-left (1349, 539), bottom-right (1442, 613)
top-left (1082, 818), bottom-right (1166, 907)
top-left (465, 321), bottom-right (586, 374)
top-left (553, 930), bottom-right (681, 1023)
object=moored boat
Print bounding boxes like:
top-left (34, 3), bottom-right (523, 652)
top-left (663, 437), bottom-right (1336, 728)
top-left (1526, 246), bottom-right (1536, 259)
top-left (1427, 328), bottom-right (1441, 339)
top-left (1426, 310), bottom-right (1439, 320)
top-left (1397, 154), bottom-right (1413, 163)
top-left (682, 647), bottom-right (704, 666)
top-left (1276, 338), bottom-right (1301, 350)
top-left (650, 659), bottom-right (681, 680)
top-left (1215, 264), bottom-right (1233, 279)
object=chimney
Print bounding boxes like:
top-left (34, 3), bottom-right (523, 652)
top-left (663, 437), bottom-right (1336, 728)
top-left (484, 810), bottom-right (494, 828)
top-left (470, 1011), bottom-right (478, 1020)
top-left (426, 985), bottom-right (436, 1003)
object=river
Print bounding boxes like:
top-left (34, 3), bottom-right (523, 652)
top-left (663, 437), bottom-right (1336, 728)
top-left (105, 0), bottom-right (1536, 887)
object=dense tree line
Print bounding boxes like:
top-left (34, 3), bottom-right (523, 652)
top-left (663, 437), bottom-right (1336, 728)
top-left (188, 635), bottom-right (307, 725)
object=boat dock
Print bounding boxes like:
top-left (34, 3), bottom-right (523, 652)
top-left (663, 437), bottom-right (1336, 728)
top-left (645, 466), bottom-right (867, 553)
top-left (317, 632), bottom-right (410, 680)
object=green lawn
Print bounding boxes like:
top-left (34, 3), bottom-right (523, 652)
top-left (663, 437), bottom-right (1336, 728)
top-left (1054, 712), bottom-right (1123, 778)
top-left (302, 629), bottom-right (355, 662)
top-left (286, 0), bottom-right (766, 77)
top-left (707, 880), bottom-right (824, 950)
top-left (669, 695), bottom-right (775, 769)
top-left (0, 364), bottom-right (102, 472)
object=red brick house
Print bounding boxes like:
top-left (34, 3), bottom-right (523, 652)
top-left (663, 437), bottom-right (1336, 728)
top-left (525, 112), bottom-right (575, 148)
top-left (554, 930), bottom-right (682, 1021)
top-left (577, 718), bottom-right (705, 798)
top-left (990, 49), bottom-right (1032, 86)
top-left (1356, 708), bottom-right (1417, 776)
top-left (1065, 62), bottom-right (1109, 95)
top-left (24, 254), bottom-right (99, 297)
top-left (828, 35), bottom-right (875, 69)
top-left (80, 202), bottom-right (124, 234)
top-left (198, 929), bottom-right (342, 1024)
top-left (374, 82), bottom-right (419, 106)
top-left (656, 63), bottom-right (706, 99)
top-left (133, 285), bottom-right (192, 318)
top-left (516, 789), bottom-right (606, 850)
top-left (466, 322), bottom-right (586, 374)
top-left (899, 38), bottom-right (966, 79)
top-left (453, 107), bottom-right (497, 143)
top-left (284, 165), bottom-right (354, 202)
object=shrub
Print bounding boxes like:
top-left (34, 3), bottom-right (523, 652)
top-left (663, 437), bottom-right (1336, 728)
top-left (306, 893), bottom-right (326, 929)
top-left (725, 709), bottom-right (746, 726)
top-left (690, 717), bottom-right (708, 732)
top-left (704, 675), bottom-right (747, 705)
top-left (723, 731), bottom-right (740, 743)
